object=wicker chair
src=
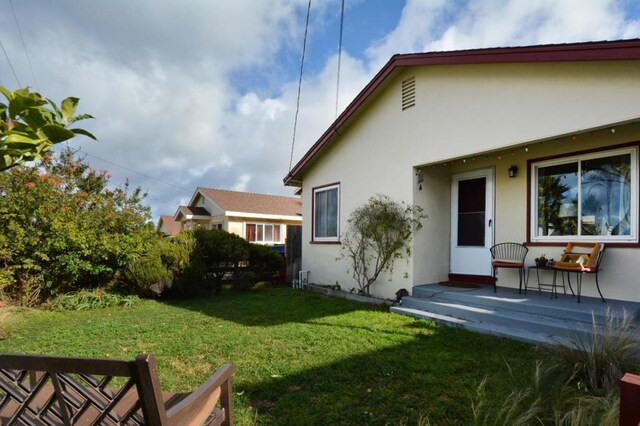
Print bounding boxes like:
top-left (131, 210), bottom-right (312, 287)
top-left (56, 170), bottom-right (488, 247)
top-left (489, 243), bottom-right (529, 293)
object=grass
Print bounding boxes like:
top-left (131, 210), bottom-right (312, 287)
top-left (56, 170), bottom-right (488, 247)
top-left (0, 287), bottom-right (535, 425)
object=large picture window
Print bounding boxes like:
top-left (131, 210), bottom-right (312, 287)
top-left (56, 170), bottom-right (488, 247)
top-left (246, 223), bottom-right (281, 243)
top-left (313, 183), bottom-right (340, 241)
top-left (531, 147), bottom-right (637, 242)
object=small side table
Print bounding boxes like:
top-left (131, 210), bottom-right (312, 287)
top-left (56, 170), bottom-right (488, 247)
top-left (526, 265), bottom-right (569, 298)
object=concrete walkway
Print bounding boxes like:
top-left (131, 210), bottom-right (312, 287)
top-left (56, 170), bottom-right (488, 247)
top-left (391, 283), bottom-right (640, 345)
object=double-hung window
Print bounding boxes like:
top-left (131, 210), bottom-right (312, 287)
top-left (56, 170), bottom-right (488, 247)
top-left (313, 183), bottom-right (340, 241)
top-left (531, 146), bottom-right (637, 242)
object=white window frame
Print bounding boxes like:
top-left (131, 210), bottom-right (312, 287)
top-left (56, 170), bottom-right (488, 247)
top-left (246, 223), bottom-right (281, 243)
top-left (530, 146), bottom-right (638, 243)
top-left (312, 183), bottom-right (340, 242)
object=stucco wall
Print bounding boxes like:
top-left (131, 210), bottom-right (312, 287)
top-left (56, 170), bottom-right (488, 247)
top-left (299, 59), bottom-right (640, 301)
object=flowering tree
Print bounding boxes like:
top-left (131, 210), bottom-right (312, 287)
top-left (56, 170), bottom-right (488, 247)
top-left (340, 194), bottom-right (425, 295)
top-left (0, 148), bottom-right (153, 305)
top-left (0, 85), bottom-right (95, 171)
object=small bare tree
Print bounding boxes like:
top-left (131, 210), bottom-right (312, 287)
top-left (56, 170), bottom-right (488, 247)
top-left (339, 194), bottom-right (424, 295)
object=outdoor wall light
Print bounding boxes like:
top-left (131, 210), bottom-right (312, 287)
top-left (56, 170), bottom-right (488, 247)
top-left (508, 165), bottom-right (518, 178)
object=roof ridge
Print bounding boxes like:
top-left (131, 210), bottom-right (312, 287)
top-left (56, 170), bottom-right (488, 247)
top-left (198, 187), bottom-right (300, 199)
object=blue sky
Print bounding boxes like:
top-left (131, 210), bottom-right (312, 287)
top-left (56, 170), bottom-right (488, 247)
top-left (1, 0), bottom-right (639, 220)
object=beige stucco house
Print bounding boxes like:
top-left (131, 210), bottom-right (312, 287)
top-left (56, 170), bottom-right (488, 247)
top-left (284, 39), bottom-right (640, 302)
top-left (170, 187), bottom-right (302, 245)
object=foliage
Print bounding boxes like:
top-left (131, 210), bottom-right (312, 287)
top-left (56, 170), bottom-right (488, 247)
top-left (539, 311), bottom-right (640, 397)
top-left (0, 148), bottom-right (154, 305)
top-left (471, 371), bottom-right (543, 426)
top-left (0, 85), bottom-right (95, 171)
top-left (124, 232), bottom-right (192, 297)
top-left (50, 289), bottom-right (140, 311)
top-left (473, 311), bottom-right (640, 425)
top-left (126, 229), bottom-right (284, 298)
top-left (0, 288), bottom-right (535, 425)
top-left (339, 194), bottom-right (425, 295)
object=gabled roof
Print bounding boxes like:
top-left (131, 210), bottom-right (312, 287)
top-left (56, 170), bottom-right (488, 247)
top-left (175, 205), bottom-right (211, 220)
top-left (197, 187), bottom-right (301, 217)
top-left (157, 215), bottom-right (181, 237)
top-left (283, 39), bottom-right (640, 186)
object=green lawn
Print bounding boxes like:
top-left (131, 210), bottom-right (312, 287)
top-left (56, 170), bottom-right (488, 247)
top-left (0, 288), bottom-right (536, 425)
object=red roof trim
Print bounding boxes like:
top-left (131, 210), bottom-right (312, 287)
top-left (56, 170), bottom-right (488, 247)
top-left (283, 39), bottom-right (640, 186)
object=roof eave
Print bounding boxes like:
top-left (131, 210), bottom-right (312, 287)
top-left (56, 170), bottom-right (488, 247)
top-left (283, 39), bottom-right (640, 186)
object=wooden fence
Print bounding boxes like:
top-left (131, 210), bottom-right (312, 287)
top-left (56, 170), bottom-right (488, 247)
top-left (285, 225), bottom-right (302, 283)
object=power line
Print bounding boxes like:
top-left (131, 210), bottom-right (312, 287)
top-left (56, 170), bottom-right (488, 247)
top-left (288, 0), bottom-right (312, 172)
top-left (0, 39), bottom-right (21, 87)
top-left (9, 0), bottom-right (39, 91)
top-left (335, 0), bottom-right (345, 118)
top-left (77, 149), bottom-right (193, 195)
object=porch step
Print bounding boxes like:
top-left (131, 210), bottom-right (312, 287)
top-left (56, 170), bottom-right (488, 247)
top-left (392, 284), bottom-right (640, 346)
top-left (411, 285), bottom-right (632, 325)
top-left (397, 297), bottom-right (592, 343)
top-left (390, 307), bottom-right (561, 345)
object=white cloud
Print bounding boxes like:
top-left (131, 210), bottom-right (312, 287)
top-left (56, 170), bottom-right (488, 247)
top-left (1, 0), bottom-right (639, 221)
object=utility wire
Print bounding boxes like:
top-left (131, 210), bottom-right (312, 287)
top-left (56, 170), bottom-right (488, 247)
top-left (9, 0), bottom-right (39, 91)
top-left (288, 0), bottom-right (312, 172)
top-left (335, 0), bottom-right (345, 118)
top-left (78, 149), bottom-right (193, 195)
top-left (0, 39), bottom-right (21, 87)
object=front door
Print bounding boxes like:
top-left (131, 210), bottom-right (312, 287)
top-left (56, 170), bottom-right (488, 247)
top-left (450, 168), bottom-right (494, 276)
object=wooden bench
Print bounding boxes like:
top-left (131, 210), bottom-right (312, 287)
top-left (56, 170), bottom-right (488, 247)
top-left (0, 353), bottom-right (235, 425)
top-left (552, 242), bottom-right (606, 303)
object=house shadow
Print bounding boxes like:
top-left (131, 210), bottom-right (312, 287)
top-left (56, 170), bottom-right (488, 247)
top-left (159, 287), bottom-right (373, 327)
top-left (235, 325), bottom-right (534, 425)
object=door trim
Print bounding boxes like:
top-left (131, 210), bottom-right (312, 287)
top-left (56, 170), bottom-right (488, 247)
top-left (450, 167), bottom-right (495, 276)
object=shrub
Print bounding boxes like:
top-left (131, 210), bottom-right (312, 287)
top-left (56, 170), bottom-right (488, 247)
top-left (124, 233), bottom-right (192, 297)
top-left (0, 149), bottom-right (154, 305)
top-left (339, 194), bottom-right (425, 295)
top-left (124, 229), bottom-right (284, 298)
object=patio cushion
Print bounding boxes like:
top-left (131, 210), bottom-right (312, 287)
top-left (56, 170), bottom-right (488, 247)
top-left (492, 260), bottom-right (524, 268)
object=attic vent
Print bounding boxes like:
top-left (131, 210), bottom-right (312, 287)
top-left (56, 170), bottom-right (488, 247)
top-left (401, 77), bottom-right (416, 110)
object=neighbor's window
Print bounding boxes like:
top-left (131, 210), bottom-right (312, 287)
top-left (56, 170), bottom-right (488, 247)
top-left (313, 184), bottom-right (340, 241)
top-left (531, 147), bottom-right (637, 242)
top-left (246, 223), bottom-right (281, 243)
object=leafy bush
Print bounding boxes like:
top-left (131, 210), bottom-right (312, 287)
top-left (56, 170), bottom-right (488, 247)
top-left (0, 148), bottom-right (155, 305)
top-left (125, 229), bottom-right (284, 298)
top-left (50, 290), bottom-right (140, 311)
top-left (339, 194), bottom-right (425, 295)
top-left (123, 232), bottom-right (192, 297)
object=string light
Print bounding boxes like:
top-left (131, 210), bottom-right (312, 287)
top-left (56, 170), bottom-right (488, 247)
top-left (434, 120), bottom-right (638, 167)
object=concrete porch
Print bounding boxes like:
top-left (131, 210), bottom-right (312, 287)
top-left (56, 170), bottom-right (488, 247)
top-left (391, 283), bottom-right (640, 345)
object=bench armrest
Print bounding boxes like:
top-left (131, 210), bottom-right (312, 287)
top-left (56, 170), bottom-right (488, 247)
top-left (165, 363), bottom-right (236, 426)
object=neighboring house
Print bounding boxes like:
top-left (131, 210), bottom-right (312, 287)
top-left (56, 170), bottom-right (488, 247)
top-left (156, 215), bottom-right (181, 237)
top-left (171, 187), bottom-right (302, 245)
top-left (284, 39), bottom-right (640, 302)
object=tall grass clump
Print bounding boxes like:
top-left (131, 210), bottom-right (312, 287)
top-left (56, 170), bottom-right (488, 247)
top-left (472, 310), bottom-right (640, 425)
top-left (540, 310), bottom-right (640, 397)
top-left (50, 290), bottom-right (140, 311)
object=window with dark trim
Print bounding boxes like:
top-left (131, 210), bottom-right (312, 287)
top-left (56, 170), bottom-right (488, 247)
top-left (246, 223), bottom-right (281, 243)
top-left (531, 147), bottom-right (637, 242)
top-left (313, 184), bottom-right (340, 241)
